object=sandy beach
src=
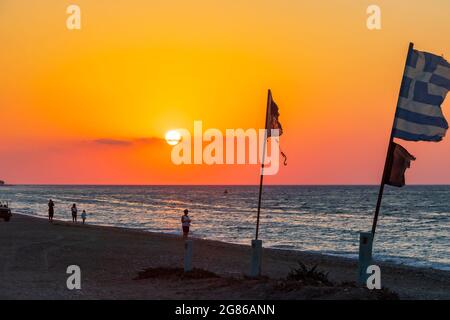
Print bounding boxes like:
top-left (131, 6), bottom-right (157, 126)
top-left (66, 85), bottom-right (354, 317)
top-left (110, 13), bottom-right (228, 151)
top-left (0, 213), bottom-right (449, 300)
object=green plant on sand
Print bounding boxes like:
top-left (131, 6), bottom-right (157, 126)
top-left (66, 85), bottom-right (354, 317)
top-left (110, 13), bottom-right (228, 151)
top-left (286, 261), bottom-right (333, 286)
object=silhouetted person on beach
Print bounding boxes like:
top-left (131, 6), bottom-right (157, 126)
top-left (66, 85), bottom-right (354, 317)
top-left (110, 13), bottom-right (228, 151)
top-left (71, 204), bottom-right (78, 223)
top-left (81, 210), bottom-right (87, 224)
top-left (48, 199), bottom-right (54, 222)
top-left (181, 209), bottom-right (191, 239)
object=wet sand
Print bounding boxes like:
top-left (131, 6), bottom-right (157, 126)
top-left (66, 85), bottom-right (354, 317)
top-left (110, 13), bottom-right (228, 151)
top-left (0, 214), bottom-right (448, 299)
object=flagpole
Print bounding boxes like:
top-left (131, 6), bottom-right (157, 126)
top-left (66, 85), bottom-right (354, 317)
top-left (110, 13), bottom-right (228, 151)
top-left (371, 42), bottom-right (414, 236)
top-left (255, 89), bottom-right (272, 240)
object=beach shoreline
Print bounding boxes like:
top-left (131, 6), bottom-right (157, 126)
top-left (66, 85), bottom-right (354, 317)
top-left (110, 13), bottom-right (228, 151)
top-left (0, 213), bottom-right (449, 299)
top-left (14, 210), bottom-right (450, 272)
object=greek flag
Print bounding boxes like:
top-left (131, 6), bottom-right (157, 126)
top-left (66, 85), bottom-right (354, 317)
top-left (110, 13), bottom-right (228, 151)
top-left (393, 47), bottom-right (450, 142)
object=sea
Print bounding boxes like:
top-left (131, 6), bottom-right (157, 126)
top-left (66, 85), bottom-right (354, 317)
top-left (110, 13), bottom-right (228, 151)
top-left (1, 185), bottom-right (449, 271)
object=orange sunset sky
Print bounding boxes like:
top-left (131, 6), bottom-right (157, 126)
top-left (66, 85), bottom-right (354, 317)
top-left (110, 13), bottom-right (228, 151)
top-left (1, 0), bottom-right (449, 185)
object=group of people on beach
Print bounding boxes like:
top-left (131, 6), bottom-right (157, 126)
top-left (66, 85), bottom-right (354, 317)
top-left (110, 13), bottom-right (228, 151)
top-left (47, 199), bottom-right (87, 224)
top-left (47, 199), bottom-right (192, 238)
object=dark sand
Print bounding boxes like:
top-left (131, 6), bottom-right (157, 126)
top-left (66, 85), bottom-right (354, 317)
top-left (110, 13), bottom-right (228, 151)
top-left (0, 214), bottom-right (448, 299)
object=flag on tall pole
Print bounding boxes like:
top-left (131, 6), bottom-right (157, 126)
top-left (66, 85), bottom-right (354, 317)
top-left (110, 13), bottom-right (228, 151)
top-left (385, 142), bottom-right (416, 187)
top-left (372, 43), bottom-right (450, 235)
top-left (393, 47), bottom-right (450, 141)
top-left (266, 95), bottom-right (288, 165)
top-left (266, 96), bottom-right (283, 137)
top-left (255, 89), bottom-right (284, 240)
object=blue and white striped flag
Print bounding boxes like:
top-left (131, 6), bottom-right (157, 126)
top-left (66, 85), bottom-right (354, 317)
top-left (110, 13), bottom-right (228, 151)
top-left (393, 48), bottom-right (450, 142)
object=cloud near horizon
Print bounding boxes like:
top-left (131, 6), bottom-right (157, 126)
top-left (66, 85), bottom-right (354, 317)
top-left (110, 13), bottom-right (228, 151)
top-left (91, 137), bottom-right (166, 147)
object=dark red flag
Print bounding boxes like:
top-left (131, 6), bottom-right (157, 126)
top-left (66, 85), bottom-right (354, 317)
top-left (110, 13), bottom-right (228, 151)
top-left (265, 91), bottom-right (287, 165)
top-left (385, 142), bottom-right (416, 187)
top-left (266, 92), bottom-right (283, 137)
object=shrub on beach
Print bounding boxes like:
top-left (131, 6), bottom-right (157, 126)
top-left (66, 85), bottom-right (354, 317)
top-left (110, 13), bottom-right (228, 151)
top-left (286, 261), bottom-right (333, 286)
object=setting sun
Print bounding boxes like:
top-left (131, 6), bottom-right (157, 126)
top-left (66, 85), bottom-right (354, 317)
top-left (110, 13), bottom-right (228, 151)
top-left (165, 130), bottom-right (181, 146)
